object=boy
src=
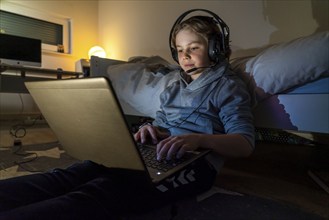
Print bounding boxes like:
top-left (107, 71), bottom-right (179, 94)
top-left (135, 10), bottom-right (254, 173)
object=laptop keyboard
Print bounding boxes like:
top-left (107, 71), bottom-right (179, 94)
top-left (138, 145), bottom-right (190, 172)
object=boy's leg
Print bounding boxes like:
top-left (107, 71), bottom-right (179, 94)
top-left (0, 177), bottom-right (122, 220)
top-left (155, 159), bottom-right (217, 199)
top-left (0, 168), bottom-right (154, 220)
top-left (0, 160), bottom-right (105, 212)
top-left (0, 159), bottom-right (217, 219)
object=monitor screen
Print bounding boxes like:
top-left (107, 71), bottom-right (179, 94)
top-left (0, 34), bottom-right (42, 67)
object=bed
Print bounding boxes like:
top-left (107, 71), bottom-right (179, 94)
top-left (90, 31), bottom-right (329, 144)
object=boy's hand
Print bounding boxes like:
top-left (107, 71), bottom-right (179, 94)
top-left (134, 124), bottom-right (169, 145)
top-left (156, 134), bottom-right (201, 161)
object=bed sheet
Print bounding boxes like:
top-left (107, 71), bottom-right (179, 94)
top-left (253, 77), bottom-right (329, 134)
top-left (287, 77), bottom-right (329, 94)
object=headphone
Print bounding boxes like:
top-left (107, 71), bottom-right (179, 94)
top-left (169, 9), bottom-right (230, 64)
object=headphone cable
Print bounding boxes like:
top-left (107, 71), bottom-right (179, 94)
top-left (167, 62), bottom-right (229, 130)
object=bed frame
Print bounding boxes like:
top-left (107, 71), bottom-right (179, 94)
top-left (252, 77), bottom-right (329, 144)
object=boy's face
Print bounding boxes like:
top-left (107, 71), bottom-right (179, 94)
top-left (175, 29), bottom-right (212, 80)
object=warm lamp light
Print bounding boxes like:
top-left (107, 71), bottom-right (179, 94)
top-left (88, 46), bottom-right (107, 59)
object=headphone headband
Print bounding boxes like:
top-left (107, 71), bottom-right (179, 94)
top-left (169, 9), bottom-right (230, 63)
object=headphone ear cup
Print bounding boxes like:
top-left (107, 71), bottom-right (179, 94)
top-left (171, 48), bottom-right (179, 63)
top-left (169, 9), bottom-right (230, 63)
top-left (208, 34), bottom-right (221, 63)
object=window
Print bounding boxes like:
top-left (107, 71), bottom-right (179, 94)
top-left (0, 10), bottom-right (63, 46)
top-left (0, 1), bottom-right (71, 54)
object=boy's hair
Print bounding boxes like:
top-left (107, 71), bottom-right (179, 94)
top-left (170, 16), bottom-right (219, 47)
top-left (170, 16), bottom-right (231, 61)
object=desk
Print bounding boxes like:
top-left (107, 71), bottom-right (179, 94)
top-left (0, 64), bottom-right (82, 93)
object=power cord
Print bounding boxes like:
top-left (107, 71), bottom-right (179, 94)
top-left (12, 140), bottom-right (41, 173)
top-left (7, 114), bottom-right (44, 172)
top-left (9, 114), bottom-right (43, 139)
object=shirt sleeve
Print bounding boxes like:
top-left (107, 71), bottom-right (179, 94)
top-left (217, 76), bottom-right (255, 149)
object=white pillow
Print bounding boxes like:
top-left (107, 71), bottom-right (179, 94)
top-left (106, 56), bottom-right (180, 118)
top-left (233, 31), bottom-right (329, 101)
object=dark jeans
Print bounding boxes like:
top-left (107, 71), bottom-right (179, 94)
top-left (0, 159), bottom-right (216, 220)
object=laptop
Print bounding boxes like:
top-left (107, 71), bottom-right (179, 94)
top-left (25, 77), bottom-right (209, 183)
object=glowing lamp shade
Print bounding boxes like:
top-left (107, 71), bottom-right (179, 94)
top-left (88, 46), bottom-right (106, 59)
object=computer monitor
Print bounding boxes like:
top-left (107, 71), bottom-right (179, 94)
top-left (0, 33), bottom-right (42, 67)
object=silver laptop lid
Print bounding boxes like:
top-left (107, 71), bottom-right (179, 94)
top-left (25, 77), bottom-right (146, 172)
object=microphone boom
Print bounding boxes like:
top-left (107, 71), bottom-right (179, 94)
top-left (186, 66), bottom-right (211, 73)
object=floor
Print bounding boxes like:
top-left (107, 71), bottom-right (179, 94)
top-left (218, 141), bottom-right (329, 218)
top-left (0, 120), bottom-right (328, 219)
